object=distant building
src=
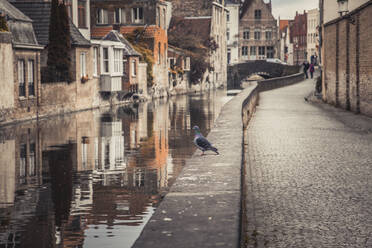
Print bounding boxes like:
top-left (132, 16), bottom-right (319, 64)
top-left (278, 19), bottom-right (293, 65)
top-left (290, 11), bottom-right (307, 65)
top-left (167, 45), bottom-right (191, 95)
top-left (167, 0), bottom-right (228, 88)
top-left (239, 0), bottom-right (278, 61)
top-left (307, 8), bottom-right (319, 64)
top-left (225, 0), bottom-right (240, 65)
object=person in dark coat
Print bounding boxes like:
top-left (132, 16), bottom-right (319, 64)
top-left (309, 62), bottom-right (315, 79)
top-left (303, 61), bottom-right (310, 78)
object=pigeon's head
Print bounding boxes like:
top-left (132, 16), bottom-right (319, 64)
top-left (192, 126), bottom-right (200, 133)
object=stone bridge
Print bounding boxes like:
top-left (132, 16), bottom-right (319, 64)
top-left (227, 60), bottom-right (300, 89)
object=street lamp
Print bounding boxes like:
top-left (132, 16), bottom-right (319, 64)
top-left (337, 0), bottom-right (349, 16)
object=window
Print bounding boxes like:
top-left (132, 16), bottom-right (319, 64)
top-left (226, 13), bottom-right (230, 22)
top-left (27, 60), bottom-right (34, 96)
top-left (254, 10), bottom-right (261, 20)
top-left (164, 44), bottom-right (167, 67)
top-left (103, 48), bottom-right (109, 73)
top-left (80, 52), bottom-right (86, 77)
top-left (93, 47), bottom-right (98, 76)
top-left (250, 46), bottom-right (256, 56)
top-left (131, 60), bottom-right (136, 77)
top-left (265, 31), bottom-right (272, 40)
top-left (18, 60), bottom-right (25, 97)
top-left (169, 58), bottom-right (175, 69)
top-left (97, 9), bottom-right (108, 24)
top-left (242, 46), bottom-right (248, 56)
top-left (158, 42), bottom-right (161, 64)
top-left (254, 30), bottom-right (261, 40)
top-left (29, 143), bottom-right (36, 176)
top-left (132, 7), bottom-right (143, 23)
top-left (163, 9), bottom-right (166, 29)
top-left (258, 46), bottom-right (265, 56)
top-left (243, 30), bottom-right (249, 39)
top-left (266, 46), bottom-right (274, 58)
top-left (20, 144), bottom-right (26, 178)
top-left (157, 7), bottom-right (161, 27)
top-left (227, 29), bottom-right (230, 41)
top-left (227, 48), bottom-right (231, 64)
top-left (114, 49), bottom-right (121, 73)
top-left (122, 56), bottom-right (127, 75)
top-left (78, 0), bottom-right (86, 28)
top-left (115, 8), bottom-right (125, 24)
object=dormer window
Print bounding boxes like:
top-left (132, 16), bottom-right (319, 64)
top-left (132, 7), bottom-right (143, 24)
top-left (254, 9), bottom-right (261, 20)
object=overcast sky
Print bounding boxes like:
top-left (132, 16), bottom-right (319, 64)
top-left (270, 0), bottom-right (319, 20)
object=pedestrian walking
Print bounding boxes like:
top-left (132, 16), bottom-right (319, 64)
top-left (309, 62), bottom-right (315, 79)
top-left (303, 61), bottom-right (309, 79)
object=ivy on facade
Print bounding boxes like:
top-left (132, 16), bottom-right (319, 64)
top-left (125, 28), bottom-right (154, 87)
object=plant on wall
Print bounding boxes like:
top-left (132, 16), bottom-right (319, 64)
top-left (0, 14), bottom-right (9, 32)
top-left (45, 0), bottom-right (72, 83)
top-left (125, 28), bottom-right (154, 87)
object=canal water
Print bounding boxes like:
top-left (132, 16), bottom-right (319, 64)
top-left (0, 90), bottom-right (231, 248)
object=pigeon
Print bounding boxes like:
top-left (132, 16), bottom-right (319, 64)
top-left (192, 126), bottom-right (219, 155)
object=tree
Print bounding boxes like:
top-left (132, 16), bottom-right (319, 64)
top-left (46, 0), bottom-right (72, 82)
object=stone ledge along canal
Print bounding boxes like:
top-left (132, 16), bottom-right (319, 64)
top-left (0, 90), bottom-right (232, 248)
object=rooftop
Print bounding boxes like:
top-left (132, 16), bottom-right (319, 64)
top-left (11, 1), bottom-right (90, 46)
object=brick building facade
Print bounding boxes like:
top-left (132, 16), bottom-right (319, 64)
top-left (239, 0), bottom-right (278, 61)
top-left (322, 1), bottom-right (372, 117)
top-left (90, 0), bottom-right (170, 97)
top-left (290, 11), bottom-right (307, 65)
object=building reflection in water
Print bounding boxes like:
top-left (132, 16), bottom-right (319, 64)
top-left (0, 90), bottom-right (229, 248)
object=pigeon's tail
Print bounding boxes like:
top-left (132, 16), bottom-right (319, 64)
top-left (210, 146), bottom-right (219, 155)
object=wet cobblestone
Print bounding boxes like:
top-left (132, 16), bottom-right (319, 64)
top-left (245, 79), bottom-right (372, 247)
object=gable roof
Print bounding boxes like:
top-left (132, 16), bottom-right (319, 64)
top-left (11, 1), bottom-right (90, 46)
top-left (239, 0), bottom-right (273, 20)
top-left (0, 0), bottom-right (39, 47)
top-left (102, 30), bottom-right (141, 56)
top-left (0, 0), bottom-right (31, 22)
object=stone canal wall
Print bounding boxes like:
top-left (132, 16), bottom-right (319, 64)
top-left (133, 72), bottom-right (305, 247)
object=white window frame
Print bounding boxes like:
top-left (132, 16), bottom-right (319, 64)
top-left (102, 47), bottom-right (110, 74)
top-left (254, 30), bottom-right (261, 40)
top-left (131, 59), bottom-right (137, 77)
top-left (114, 8), bottom-right (126, 24)
top-left (243, 30), bottom-right (249, 40)
top-left (97, 8), bottom-right (108, 24)
top-left (132, 7), bottom-right (143, 24)
top-left (18, 60), bottom-right (25, 97)
top-left (113, 48), bottom-right (122, 74)
top-left (80, 52), bottom-right (86, 77)
top-left (93, 47), bottom-right (98, 76)
top-left (27, 60), bottom-right (34, 96)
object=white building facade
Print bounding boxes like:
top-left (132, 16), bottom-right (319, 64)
top-left (307, 8), bottom-right (319, 63)
top-left (225, 0), bottom-right (240, 65)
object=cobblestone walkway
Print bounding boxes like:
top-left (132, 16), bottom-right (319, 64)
top-left (245, 79), bottom-right (372, 247)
